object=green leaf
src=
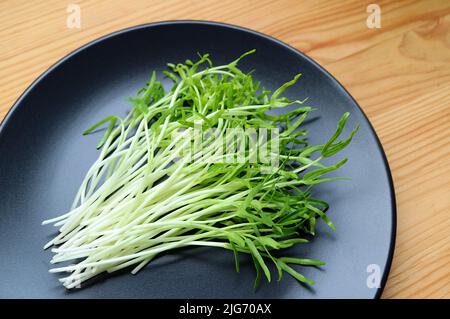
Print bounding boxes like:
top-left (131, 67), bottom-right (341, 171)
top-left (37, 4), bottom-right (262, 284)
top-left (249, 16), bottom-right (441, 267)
top-left (277, 238), bottom-right (309, 248)
top-left (321, 113), bottom-right (359, 158)
top-left (251, 254), bottom-right (262, 289)
top-left (256, 236), bottom-right (280, 250)
top-left (163, 70), bottom-right (179, 83)
top-left (270, 73), bottom-right (302, 106)
top-left (279, 257), bottom-right (325, 266)
top-left (323, 125), bottom-right (359, 157)
top-left (306, 204), bottom-right (336, 231)
top-left (82, 116), bottom-right (117, 135)
top-left (278, 261), bottom-right (315, 285)
top-left (228, 232), bottom-right (245, 247)
top-left (229, 241), bottom-right (240, 273)
top-left (276, 260), bottom-right (283, 282)
top-left (245, 238), bottom-right (271, 283)
top-left (303, 158), bottom-right (348, 181)
top-left (82, 116), bottom-right (119, 149)
top-left (96, 117), bottom-right (117, 149)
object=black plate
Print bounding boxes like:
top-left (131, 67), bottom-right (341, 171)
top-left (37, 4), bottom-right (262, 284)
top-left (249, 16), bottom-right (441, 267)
top-left (0, 21), bottom-right (395, 298)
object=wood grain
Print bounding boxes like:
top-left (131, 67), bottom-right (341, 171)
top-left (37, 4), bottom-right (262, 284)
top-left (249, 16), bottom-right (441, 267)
top-left (0, 0), bottom-right (449, 298)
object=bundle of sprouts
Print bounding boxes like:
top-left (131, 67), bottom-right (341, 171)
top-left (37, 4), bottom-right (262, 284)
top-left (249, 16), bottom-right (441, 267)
top-left (43, 51), bottom-right (357, 289)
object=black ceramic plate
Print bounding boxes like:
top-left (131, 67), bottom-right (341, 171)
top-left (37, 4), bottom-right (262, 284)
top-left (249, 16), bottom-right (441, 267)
top-left (0, 21), bottom-right (395, 299)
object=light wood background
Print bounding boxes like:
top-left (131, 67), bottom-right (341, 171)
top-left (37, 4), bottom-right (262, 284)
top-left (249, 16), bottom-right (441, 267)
top-left (1, 0), bottom-right (449, 298)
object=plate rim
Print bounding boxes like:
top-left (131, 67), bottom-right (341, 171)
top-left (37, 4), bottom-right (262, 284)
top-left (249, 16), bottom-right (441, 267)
top-left (0, 20), bottom-right (396, 299)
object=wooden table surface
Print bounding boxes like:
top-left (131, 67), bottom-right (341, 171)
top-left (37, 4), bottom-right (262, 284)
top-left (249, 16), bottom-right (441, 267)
top-left (1, 0), bottom-right (449, 298)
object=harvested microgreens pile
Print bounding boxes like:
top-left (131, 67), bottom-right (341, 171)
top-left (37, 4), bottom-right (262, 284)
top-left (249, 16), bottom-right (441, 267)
top-left (43, 50), bottom-right (358, 289)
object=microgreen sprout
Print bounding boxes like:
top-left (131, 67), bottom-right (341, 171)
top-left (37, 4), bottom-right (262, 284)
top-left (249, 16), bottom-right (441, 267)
top-left (43, 50), bottom-right (358, 289)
